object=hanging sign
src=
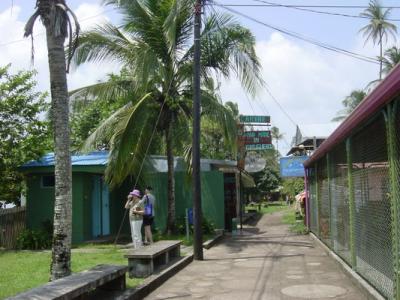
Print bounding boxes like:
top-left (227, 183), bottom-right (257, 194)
top-left (239, 115), bottom-right (270, 124)
top-left (242, 131), bottom-right (272, 145)
top-left (280, 156), bottom-right (308, 177)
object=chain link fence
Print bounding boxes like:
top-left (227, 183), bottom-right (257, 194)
top-left (307, 108), bottom-right (396, 299)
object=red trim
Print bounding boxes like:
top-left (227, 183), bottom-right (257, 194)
top-left (304, 64), bottom-right (400, 167)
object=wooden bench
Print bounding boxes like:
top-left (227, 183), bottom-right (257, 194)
top-left (8, 264), bottom-right (128, 300)
top-left (124, 240), bottom-right (181, 278)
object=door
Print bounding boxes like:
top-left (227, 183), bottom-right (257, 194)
top-left (92, 175), bottom-right (110, 237)
top-left (101, 178), bottom-right (110, 235)
top-left (224, 173), bottom-right (237, 231)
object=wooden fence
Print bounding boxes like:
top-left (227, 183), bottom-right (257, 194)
top-left (0, 206), bottom-right (26, 249)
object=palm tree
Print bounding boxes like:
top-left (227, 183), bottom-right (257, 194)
top-left (270, 126), bottom-right (283, 156)
top-left (71, 0), bottom-right (263, 233)
top-left (332, 90), bottom-right (366, 122)
top-left (360, 0), bottom-right (397, 80)
top-left (382, 46), bottom-right (400, 75)
top-left (24, 0), bottom-right (79, 280)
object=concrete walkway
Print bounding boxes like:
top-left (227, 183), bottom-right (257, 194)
top-left (145, 210), bottom-right (368, 300)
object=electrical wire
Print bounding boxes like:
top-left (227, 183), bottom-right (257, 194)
top-left (0, 8), bottom-right (115, 48)
top-left (212, 1), bottom-right (380, 64)
top-left (217, 3), bottom-right (400, 9)
top-left (252, 0), bottom-right (400, 22)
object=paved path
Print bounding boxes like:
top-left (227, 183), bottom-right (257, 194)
top-left (146, 210), bottom-right (367, 299)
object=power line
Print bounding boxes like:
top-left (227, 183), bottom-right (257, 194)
top-left (212, 1), bottom-right (380, 64)
top-left (252, 0), bottom-right (400, 22)
top-left (217, 3), bottom-right (400, 9)
top-left (0, 8), bottom-right (115, 48)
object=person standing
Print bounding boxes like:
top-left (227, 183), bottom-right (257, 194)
top-left (142, 186), bottom-right (155, 245)
top-left (124, 189), bottom-right (144, 248)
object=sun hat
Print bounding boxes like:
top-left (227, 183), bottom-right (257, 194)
top-left (129, 189), bottom-right (141, 197)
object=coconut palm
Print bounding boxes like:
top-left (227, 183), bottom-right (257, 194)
top-left (332, 89), bottom-right (367, 122)
top-left (71, 0), bottom-right (263, 233)
top-left (382, 46), bottom-right (400, 75)
top-left (271, 126), bottom-right (284, 156)
top-left (24, 0), bottom-right (79, 280)
top-left (360, 0), bottom-right (397, 80)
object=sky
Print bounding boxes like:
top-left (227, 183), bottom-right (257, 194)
top-left (2, 0), bottom-right (400, 156)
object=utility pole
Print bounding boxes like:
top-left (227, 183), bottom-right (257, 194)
top-left (192, 0), bottom-right (203, 260)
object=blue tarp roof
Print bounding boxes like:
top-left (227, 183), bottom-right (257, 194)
top-left (21, 151), bottom-right (108, 168)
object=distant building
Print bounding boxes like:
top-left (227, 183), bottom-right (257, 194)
top-left (287, 123), bottom-right (340, 156)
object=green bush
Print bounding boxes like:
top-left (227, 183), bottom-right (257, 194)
top-left (16, 220), bottom-right (53, 250)
top-left (174, 215), bottom-right (216, 235)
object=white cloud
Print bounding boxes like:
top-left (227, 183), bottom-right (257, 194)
top-left (220, 32), bottom-right (378, 155)
top-left (0, 3), bottom-right (119, 94)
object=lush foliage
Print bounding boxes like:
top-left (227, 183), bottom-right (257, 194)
top-left (174, 215), bottom-right (216, 235)
top-left (359, 0), bottom-right (397, 79)
top-left (382, 46), bottom-right (400, 75)
top-left (16, 220), bottom-right (53, 250)
top-left (282, 178), bottom-right (305, 198)
top-left (332, 89), bottom-right (366, 122)
top-left (0, 65), bottom-right (51, 204)
top-left (246, 149), bottom-right (281, 196)
top-left (71, 0), bottom-right (262, 232)
top-left (270, 126), bottom-right (284, 156)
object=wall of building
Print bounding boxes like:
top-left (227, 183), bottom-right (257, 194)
top-left (26, 173), bottom-right (94, 244)
top-left (25, 170), bottom-right (226, 243)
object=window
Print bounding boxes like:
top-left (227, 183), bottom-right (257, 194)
top-left (41, 175), bottom-right (55, 188)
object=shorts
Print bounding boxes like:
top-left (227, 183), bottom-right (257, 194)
top-left (143, 216), bottom-right (154, 226)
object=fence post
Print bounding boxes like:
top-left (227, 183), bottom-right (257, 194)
top-left (315, 162), bottom-right (320, 237)
top-left (346, 137), bottom-right (357, 270)
top-left (384, 102), bottom-right (400, 300)
top-left (326, 153), bottom-right (332, 248)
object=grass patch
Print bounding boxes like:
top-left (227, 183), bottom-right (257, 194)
top-left (0, 246), bottom-right (142, 299)
top-left (246, 201), bottom-right (289, 215)
top-left (282, 209), bottom-right (309, 235)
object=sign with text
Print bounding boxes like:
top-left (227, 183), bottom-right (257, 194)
top-left (280, 156), bottom-right (308, 177)
top-left (242, 131), bottom-right (272, 145)
top-left (239, 115), bottom-right (270, 124)
top-left (245, 144), bottom-right (273, 150)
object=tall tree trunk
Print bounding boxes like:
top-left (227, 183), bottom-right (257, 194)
top-left (165, 125), bottom-right (175, 234)
top-left (46, 29), bottom-right (73, 281)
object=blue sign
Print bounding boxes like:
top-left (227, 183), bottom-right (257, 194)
top-left (187, 208), bottom-right (193, 225)
top-left (280, 156), bottom-right (308, 177)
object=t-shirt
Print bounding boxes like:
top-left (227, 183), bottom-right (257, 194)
top-left (141, 194), bottom-right (155, 217)
top-left (127, 199), bottom-right (144, 221)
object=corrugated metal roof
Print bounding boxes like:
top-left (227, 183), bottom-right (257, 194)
top-left (21, 151), bottom-right (108, 168)
top-left (21, 152), bottom-right (237, 173)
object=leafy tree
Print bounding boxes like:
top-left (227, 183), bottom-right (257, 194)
top-left (270, 126), bottom-right (284, 156)
top-left (256, 165), bottom-right (281, 194)
top-left (382, 46), bottom-right (400, 75)
top-left (282, 178), bottom-right (304, 198)
top-left (332, 89), bottom-right (366, 122)
top-left (200, 101), bottom-right (239, 160)
top-left (71, 0), bottom-right (263, 233)
top-left (0, 65), bottom-right (51, 204)
top-left (25, 0), bottom-right (80, 280)
top-left (360, 0), bottom-right (397, 80)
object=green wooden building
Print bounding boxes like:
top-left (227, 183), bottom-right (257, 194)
top-left (20, 152), bottom-right (254, 244)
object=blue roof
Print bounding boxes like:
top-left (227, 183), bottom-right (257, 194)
top-left (21, 151), bottom-right (108, 168)
top-left (21, 151), bottom-right (237, 172)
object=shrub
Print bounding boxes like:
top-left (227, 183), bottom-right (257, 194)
top-left (174, 215), bottom-right (216, 235)
top-left (16, 220), bottom-right (53, 250)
